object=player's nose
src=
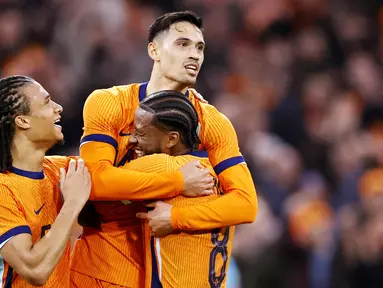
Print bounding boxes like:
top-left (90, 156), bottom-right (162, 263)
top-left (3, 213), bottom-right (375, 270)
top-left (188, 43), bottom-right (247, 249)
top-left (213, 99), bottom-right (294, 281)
top-left (129, 135), bottom-right (137, 145)
top-left (189, 54), bottom-right (200, 62)
top-left (53, 101), bottom-right (63, 113)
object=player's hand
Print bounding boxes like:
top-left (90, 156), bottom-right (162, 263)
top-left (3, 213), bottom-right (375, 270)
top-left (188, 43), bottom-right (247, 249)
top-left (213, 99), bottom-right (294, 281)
top-left (189, 88), bottom-right (208, 103)
top-left (136, 202), bottom-right (174, 237)
top-left (179, 161), bottom-right (214, 197)
top-left (59, 159), bottom-right (91, 207)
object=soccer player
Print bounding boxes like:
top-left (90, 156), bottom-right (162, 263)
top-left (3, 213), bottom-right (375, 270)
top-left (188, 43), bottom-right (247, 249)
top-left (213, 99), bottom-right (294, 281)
top-left (0, 75), bottom-right (91, 287)
top-left (127, 91), bottom-right (235, 287)
top-left (72, 10), bottom-right (257, 288)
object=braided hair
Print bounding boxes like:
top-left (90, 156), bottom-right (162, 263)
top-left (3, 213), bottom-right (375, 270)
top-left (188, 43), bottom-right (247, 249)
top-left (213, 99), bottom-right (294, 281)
top-left (0, 75), bottom-right (34, 173)
top-left (140, 90), bottom-right (201, 149)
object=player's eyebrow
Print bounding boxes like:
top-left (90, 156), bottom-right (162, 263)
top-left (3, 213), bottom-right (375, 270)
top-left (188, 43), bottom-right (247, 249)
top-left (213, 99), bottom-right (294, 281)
top-left (175, 37), bottom-right (205, 46)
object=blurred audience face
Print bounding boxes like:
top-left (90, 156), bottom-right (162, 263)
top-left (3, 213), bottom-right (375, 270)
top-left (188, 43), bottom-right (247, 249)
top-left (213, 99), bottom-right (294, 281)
top-left (346, 53), bottom-right (383, 104)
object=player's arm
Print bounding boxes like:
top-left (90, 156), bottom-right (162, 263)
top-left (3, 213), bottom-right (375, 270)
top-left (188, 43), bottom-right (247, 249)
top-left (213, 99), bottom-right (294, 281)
top-left (81, 90), bottom-right (211, 201)
top-left (120, 154), bottom-right (176, 200)
top-left (0, 160), bottom-right (90, 286)
top-left (171, 105), bottom-right (258, 230)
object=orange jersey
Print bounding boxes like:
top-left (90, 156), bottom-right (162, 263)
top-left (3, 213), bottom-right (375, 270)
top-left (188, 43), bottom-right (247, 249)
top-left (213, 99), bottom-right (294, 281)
top-left (0, 156), bottom-right (72, 288)
top-left (124, 152), bottom-right (235, 288)
top-left (75, 83), bottom-right (257, 287)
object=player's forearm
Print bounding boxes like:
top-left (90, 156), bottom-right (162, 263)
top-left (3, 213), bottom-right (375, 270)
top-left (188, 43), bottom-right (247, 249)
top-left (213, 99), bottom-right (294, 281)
top-left (81, 143), bottom-right (183, 200)
top-left (89, 163), bottom-right (183, 200)
top-left (172, 165), bottom-right (257, 230)
top-left (25, 201), bottom-right (83, 284)
top-left (172, 191), bottom-right (257, 230)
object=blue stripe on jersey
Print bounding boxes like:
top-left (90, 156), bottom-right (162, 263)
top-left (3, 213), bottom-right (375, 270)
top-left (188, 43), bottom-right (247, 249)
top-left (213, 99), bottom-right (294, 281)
top-left (117, 149), bottom-right (134, 167)
top-left (0, 226), bottom-right (32, 247)
top-left (10, 167), bottom-right (44, 180)
top-left (151, 237), bottom-right (163, 288)
top-left (139, 82), bottom-right (190, 103)
top-left (80, 134), bottom-right (118, 150)
top-left (187, 150), bottom-right (208, 158)
top-left (139, 82), bottom-right (148, 102)
top-left (4, 267), bottom-right (13, 288)
top-left (214, 156), bottom-right (246, 176)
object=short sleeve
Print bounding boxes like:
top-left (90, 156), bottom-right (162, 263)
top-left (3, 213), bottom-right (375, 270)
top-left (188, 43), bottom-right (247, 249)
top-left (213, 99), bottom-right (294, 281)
top-left (80, 89), bottom-right (123, 150)
top-left (0, 185), bottom-right (31, 249)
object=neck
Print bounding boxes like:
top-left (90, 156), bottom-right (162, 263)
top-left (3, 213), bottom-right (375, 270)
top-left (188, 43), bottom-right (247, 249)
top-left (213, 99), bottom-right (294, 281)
top-left (11, 135), bottom-right (48, 172)
top-left (170, 144), bottom-right (191, 157)
top-left (147, 68), bottom-right (189, 96)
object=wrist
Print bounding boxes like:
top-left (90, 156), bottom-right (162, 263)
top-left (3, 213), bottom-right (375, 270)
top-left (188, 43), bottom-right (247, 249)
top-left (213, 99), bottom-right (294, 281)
top-left (61, 199), bottom-right (85, 214)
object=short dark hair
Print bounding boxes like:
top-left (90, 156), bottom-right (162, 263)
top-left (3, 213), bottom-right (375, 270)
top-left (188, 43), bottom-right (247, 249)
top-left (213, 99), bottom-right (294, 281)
top-left (148, 11), bottom-right (203, 42)
top-left (140, 90), bottom-right (201, 149)
top-left (0, 75), bottom-right (33, 173)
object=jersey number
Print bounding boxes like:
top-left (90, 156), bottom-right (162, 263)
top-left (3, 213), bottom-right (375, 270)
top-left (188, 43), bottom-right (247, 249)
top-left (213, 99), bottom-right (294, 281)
top-left (209, 227), bottom-right (230, 288)
top-left (40, 224), bottom-right (52, 238)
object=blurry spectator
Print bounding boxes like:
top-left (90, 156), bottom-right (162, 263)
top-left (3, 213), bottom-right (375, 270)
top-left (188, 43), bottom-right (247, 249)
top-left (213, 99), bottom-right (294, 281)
top-left (2, 1), bottom-right (383, 287)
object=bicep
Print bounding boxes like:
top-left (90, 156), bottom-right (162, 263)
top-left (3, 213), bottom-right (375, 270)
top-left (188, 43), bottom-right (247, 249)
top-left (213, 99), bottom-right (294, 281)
top-left (200, 107), bottom-right (244, 175)
top-left (82, 89), bottom-right (122, 139)
top-left (0, 186), bottom-right (30, 246)
top-left (0, 233), bottom-right (35, 276)
top-left (80, 141), bottom-right (116, 166)
top-left (80, 91), bottom-right (123, 166)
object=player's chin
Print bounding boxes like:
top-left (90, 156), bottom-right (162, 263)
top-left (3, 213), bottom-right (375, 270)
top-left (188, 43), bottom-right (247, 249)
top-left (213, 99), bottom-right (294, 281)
top-left (181, 76), bottom-right (197, 86)
top-left (55, 131), bottom-right (65, 144)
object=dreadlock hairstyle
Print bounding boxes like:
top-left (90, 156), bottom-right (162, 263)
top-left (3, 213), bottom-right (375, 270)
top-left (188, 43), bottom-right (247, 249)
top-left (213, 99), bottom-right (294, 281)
top-left (0, 75), bottom-right (34, 173)
top-left (148, 11), bottom-right (203, 42)
top-left (140, 90), bottom-right (201, 150)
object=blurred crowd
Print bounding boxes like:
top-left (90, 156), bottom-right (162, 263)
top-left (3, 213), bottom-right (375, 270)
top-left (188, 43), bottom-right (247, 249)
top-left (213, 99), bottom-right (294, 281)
top-left (1, 0), bottom-right (383, 287)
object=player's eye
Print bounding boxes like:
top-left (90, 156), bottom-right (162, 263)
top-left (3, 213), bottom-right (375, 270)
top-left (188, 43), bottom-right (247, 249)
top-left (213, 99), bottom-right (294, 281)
top-left (179, 42), bottom-right (187, 47)
top-left (197, 45), bottom-right (204, 51)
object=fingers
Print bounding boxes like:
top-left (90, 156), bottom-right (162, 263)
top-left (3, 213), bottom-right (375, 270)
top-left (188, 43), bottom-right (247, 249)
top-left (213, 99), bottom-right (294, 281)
top-left (203, 168), bottom-right (213, 177)
top-left (145, 202), bottom-right (157, 208)
top-left (77, 158), bottom-right (85, 171)
top-left (200, 189), bottom-right (214, 196)
top-left (193, 160), bottom-right (203, 169)
top-left (84, 167), bottom-right (90, 186)
top-left (136, 212), bottom-right (149, 220)
top-left (59, 168), bottom-right (66, 190)
top-left (68, 159), bottom-right (76, 173)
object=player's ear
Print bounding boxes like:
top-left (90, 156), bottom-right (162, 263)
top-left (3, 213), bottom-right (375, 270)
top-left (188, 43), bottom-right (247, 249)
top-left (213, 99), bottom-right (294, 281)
top-left (14, 115), bottom-right (31, 130)
top-left (148, 41), bottom-right (160, 62)
top-left (167, 131), bottom-right (180, 148)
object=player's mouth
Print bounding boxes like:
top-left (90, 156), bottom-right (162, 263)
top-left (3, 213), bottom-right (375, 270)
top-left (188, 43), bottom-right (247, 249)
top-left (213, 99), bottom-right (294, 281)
top-left (185, 63), bottom-right (199, 74)
top-left (54, 117), bottom-right (62, 129)
top-left (135, 148), bottom-right (144, 158)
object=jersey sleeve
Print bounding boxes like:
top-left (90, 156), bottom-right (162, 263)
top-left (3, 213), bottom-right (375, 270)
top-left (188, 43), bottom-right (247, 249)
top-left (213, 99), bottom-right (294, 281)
top-left (120, 154), bottom-right (179, 200)
top-left (81, 89), bottom-right (123, 141)
top-left (45, 156), bottom-right (78, 169)
top-left (171, 99), bottom-right (258, 230)
top-left (0, 185), bottom-right (31, 249)
top-left (171, 165), bottom-right (257, 230)
top-left (80, 90), bottom-right (183, 201)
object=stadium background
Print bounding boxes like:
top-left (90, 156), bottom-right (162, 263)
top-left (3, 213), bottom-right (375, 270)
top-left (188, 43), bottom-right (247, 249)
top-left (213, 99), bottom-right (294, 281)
top-left (1, 0), bottom-right (383, 287)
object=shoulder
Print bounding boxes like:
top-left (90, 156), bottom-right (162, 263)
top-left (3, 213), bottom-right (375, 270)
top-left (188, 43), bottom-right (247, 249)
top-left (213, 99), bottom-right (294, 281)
top-left (86, 84), bottom-right (140, 103)
top-left (0, 175), bottom-right (22, 202)
top-left (44, 156), bottom-right (72, 169)
top-left (43, 156), bottom-right (72, 181)
top-left (83, 84), bottom-right (142, 123)
top-left (129, 154), bottom-right (171, 166)
top-left (187, 89), bottom-right (231, 124)
top-left (0, 174), bottom-right (13, 192)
